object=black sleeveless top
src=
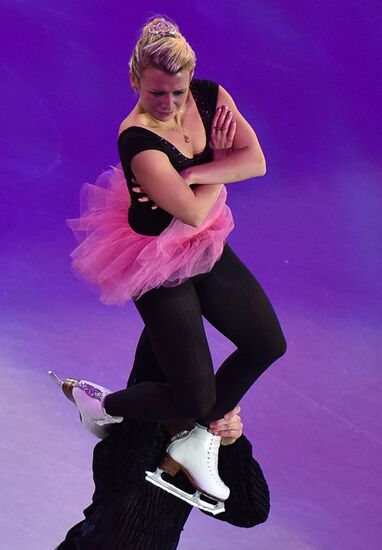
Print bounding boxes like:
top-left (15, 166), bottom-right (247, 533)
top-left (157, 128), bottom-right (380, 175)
top-left (117, 79), bottom-right (219, 236)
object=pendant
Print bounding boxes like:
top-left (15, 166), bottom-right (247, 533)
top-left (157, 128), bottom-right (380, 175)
top-left (184, 135), bottom-right (190, 143)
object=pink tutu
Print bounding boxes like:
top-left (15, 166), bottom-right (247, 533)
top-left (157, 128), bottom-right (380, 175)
top-left (67, 165), bottom-right (234, 305)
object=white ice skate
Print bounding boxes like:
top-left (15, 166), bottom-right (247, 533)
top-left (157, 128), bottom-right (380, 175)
top-left (145, 422), bottom-right (229, 515)
top-left (48, 371), bottom-right (123, 439)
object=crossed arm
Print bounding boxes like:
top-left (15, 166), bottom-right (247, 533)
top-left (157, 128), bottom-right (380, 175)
top-left (182, 85), bottom-right (266, 185)
top-left (130, 84), bottom-right (266, 227)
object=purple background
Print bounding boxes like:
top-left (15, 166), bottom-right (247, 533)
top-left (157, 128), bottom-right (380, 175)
top-left (1, 1), bottom-right (381, 548)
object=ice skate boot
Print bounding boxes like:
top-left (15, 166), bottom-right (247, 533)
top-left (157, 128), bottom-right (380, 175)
top-left (48, 371), bottom-right (123, 439)
top-left (145, 422), bottom-right (229, 515)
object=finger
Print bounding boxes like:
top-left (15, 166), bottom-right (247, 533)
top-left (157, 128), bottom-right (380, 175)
top-left (215, 105), bottom-right (228, 130)
top-left (212, 105), bottom-right (222, 121)
top-left (209, 421), bottom-right (225, 431)
top-left (210, 418), bottom-right (241, 432)
top-left (217, 429), bottom-right (241, 437)
top-left (210, 407), bottom-right (239, 427)
top-left (224, 419), bottom-right (242, 433)
top-left (211, 106), bottom-right (223, 129)
top-left (211, 110), bottom-right (235, 151)
top-left (216, 425), bottom-right (243, 438)
top-left (132, 186), bottom-right (145, 193)
top-left (212, 105), bottom-right (227, 131)
top-left (226, 120), bottom-right (236, 143)
top-left (224, 405), bottom-right (240, 419)
top-left (138, 196), bottom-right (150, 202)
top-left (220, 110), bottom-right (233, 132)
top-left (219, 415), bottom-right (241, 429)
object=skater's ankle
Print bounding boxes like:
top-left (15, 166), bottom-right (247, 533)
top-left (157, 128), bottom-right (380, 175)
top-left (163, 420), bottom-right (193, 438)
top-left (102, 394), bottom-right (112, 416)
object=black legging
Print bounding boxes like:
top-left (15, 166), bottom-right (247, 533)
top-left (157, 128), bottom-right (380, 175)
top-left (104, 243), bottom-right (286, 425)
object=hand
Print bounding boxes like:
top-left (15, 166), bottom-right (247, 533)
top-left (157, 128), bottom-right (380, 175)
top-left (210, 105), bottom-right (236, 160)
top-left (179, 167), bottom-right (194, 187)
top-left (131, 177), bottom-right (158, 210)
top-left (209, 405), bottom-right (243, 446)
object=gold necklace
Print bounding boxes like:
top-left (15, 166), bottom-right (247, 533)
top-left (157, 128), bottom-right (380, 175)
top-left (148, 112), bottom-right (190, 143)
top-left (169, 124), bottom-right (190, 143)
top-left (171, 109), bottom-right (190, 143)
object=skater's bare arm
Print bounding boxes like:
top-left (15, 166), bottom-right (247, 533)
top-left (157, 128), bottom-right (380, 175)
top-left (181, 86), bottom-right (266, 185)
top-left (131, 150), bottom-right (222, 227)
top-left (209, 406), bottom-right (243, 446)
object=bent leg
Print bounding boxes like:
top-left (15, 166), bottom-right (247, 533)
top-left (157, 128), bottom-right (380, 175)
top-left (105, 280), bottom-right (216, 421)
top-left (194, 244), bottom-right (287, 422)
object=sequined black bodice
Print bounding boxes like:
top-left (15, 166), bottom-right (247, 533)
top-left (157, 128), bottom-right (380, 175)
top-left (118, 79), bottom-right (219, 236)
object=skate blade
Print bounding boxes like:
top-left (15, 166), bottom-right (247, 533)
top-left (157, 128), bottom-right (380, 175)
top-left (145, 469), bottom-right (225, 516)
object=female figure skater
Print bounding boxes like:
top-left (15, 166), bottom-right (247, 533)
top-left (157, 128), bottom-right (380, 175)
top-left (52, 16), bottom-right (286, 518)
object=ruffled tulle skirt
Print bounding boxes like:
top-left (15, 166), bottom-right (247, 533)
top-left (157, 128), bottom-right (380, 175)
top-left (66, 165), bottom-right (234, 305)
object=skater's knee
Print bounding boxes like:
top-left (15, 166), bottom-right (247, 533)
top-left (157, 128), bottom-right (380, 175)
top-left (241, 330), bottom-right (287, 367)
top-left (192, 396), bottom-right (216, 420)
top-left (176, 389), bottom-right (216, 420)
top-left (172, 369), bottom-right (216, 420)
top-left (258, 334), bottom-right (287, 364)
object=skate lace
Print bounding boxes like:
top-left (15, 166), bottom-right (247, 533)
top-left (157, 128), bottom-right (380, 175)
top-left (207, 435), bottom-right (226, 488)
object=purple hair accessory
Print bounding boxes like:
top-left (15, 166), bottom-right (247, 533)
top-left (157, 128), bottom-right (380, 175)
top-left (147, 20), bottom-right (177, 37)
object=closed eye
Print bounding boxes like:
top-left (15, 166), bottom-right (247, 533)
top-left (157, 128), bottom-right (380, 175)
top-left (149, 90), bottom-right (186, 97)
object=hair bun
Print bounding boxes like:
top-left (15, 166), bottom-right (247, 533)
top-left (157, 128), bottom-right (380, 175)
top-left (130, 17), bottom-right (196, 82)
top-left (144, 17), bottom-right (178, 38)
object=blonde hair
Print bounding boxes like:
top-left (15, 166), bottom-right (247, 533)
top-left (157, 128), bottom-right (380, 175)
top-left (129, 17), bottom-right (196, 83)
